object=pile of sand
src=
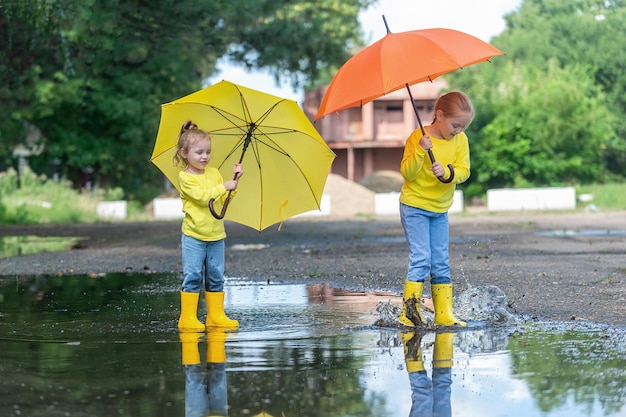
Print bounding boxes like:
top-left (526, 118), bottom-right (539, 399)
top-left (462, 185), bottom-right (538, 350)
top-left (321, 171), bottom-right (405, 217)
top-left (357, 170), bottom-right (404, 193)
top-left (322, 174), bottom-right (375, 217)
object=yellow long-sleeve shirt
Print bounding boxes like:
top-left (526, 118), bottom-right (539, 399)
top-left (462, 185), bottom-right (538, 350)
top-left (399, 128), bottom-right (470, 213)
top-left (178, 168), bottom-right (229, 241)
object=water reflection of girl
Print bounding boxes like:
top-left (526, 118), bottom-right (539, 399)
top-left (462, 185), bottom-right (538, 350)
top-left (403, 331), bottom-right (454, 417)
top-left (180, 330), bottom-right (229, 417)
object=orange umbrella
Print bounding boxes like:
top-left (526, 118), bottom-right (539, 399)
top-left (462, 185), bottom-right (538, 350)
top-left (315, 18), bottom-right (504, 182)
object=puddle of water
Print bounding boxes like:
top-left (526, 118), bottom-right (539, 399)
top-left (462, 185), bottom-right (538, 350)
top-left (0, 273), bottom-right (624, 417)
top-left (450, 235), bottom-right (497, 244)
top-left (0, 235), bottom-right (80, 258)
top-left (361, 236), bottom-right (407, 244)
top-left (536, 229), bottom-right (626, 237)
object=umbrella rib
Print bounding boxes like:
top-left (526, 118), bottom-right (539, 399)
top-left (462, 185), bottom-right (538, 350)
top-left (252, 127), bottom-right (298, 156)
top-left (231, 83), bottom-right (291, 136)
top-left (207, 106), bottom-right (249, 134)
top-left (233, 83), bottom-right (285, 127)
top-left (199, 96), bottom-right (292, 169)
top-left (252, 128), bottom-right (324, 208)
top-left (150, 145), bottom-right (175, 162)
top-left (203, 105), bottom-right (258, 165)
top-left (247, 136), bottom-right (265, 228)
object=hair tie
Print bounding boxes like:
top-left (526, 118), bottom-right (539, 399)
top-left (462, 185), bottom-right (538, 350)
top-left (181, 120), bottom-right (198, 133)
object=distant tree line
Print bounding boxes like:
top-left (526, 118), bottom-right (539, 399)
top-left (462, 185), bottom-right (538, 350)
top-left (2, 0), bottom-right (625, 203)
top-left (0, 0), bottom-right (372, 202)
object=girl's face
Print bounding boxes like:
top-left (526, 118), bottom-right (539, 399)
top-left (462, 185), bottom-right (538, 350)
top-left (182, 138), bottom-right (211, 174)
top-left (435, 110), bottom-right (473, 140)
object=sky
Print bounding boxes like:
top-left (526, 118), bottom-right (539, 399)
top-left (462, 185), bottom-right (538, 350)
top-left (208, 0), bottom-right (522, 102)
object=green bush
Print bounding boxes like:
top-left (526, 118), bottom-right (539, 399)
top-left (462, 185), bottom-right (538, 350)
top-left (0, 168), bottom-right (19, 195)
top-left (0, 168), bottom-right (101, 224)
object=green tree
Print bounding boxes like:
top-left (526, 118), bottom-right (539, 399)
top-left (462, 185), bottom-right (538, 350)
top-left (460, 61), bottom-right (617, 194)
top-left (449, 0), bottom-right (626, 196)
top-left (0, 0), bottom-right (374, 202)
top-left (492, 0), bottom-right (626, 176)
top-left (0, 0), bottom-right (78, 166)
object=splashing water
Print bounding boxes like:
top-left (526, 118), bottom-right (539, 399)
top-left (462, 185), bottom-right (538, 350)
top-left (455, 285), bottom-right (517, 325)
top-left (375, 285), bottom-right (517, 328)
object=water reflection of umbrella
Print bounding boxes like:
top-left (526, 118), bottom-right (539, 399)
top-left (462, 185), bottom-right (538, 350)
top-left (151, 80), bottom-right (336, 231)
top-left (315, 18), bottom-right (504, 182)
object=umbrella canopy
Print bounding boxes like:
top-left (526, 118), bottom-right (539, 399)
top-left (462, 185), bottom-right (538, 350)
top-left (315, 26), bottom-right (505, 119)
top-left (151, 80), bottom-right (336, 231)
top-left (314, 23), bottom-right (503, 183)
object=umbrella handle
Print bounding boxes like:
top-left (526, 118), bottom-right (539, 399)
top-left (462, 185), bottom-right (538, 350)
top-left (208, 170), bottom-right (242, 219)
top-left (208, 149), bottom-right (246, 220)
top-left (209, 191), bottom-right (233, 220)
top-left (427, 149), bottom-right (455, 183)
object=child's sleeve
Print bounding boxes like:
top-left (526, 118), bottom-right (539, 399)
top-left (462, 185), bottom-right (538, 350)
top-left (179, 171), bottom-right (227, 206)
top-left (452, 133), bottom-right (471, 184)
top-left (400, 129), bottom-right (428, 181)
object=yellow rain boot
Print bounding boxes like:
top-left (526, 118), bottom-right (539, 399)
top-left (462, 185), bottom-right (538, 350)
top-left (399, 281), bottom-right (427, 326)
top-left (178, 291), bottom-right (206, 332)
top-left (205, 291), bottom-right (239, 328)
top-left (180, 332), bottom-right (202, 365)
top-left (433, 332), bottom-right (454, 369)
top-left (402, 331), bottom-right (425, 373)
top-left (431, 284), bottom-right (467, 327)
top-left (206, 328), bottom-right (228, 364)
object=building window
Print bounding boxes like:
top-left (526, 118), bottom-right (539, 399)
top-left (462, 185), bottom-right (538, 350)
top-left (374, 100), bottom-right (405, 140)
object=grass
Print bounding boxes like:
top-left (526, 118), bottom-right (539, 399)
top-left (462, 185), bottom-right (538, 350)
top-left (577, 183), bottom-right (626, 210)
top-left (0, 235), bottom-right (80, 258)
top-left (0, 167), bottom-right (146, 225)
top-left (1, 166), bottom-right (625, 225)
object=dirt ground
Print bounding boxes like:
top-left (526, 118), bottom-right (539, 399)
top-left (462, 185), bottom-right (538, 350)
top-left (1, 209), bottom-right (625, 326)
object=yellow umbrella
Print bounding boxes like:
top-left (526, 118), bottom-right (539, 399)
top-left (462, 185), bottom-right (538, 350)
top-left (151, 80), bottom-right (336, 231)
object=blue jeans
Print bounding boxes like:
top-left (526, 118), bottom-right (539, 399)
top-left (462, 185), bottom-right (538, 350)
top-left (408, 368), bottom-right (452, 417)
top-left (181, 234), bottom-right (225, 292)
top-left (184, 364), bottom-right (208, 417)
top-left (400, 203), bottom-right (451, 284)
top-left (184, 364), bottom-right (228, 417)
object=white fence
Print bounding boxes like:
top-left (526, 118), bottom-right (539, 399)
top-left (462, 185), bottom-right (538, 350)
top-left (152, 198), bottom-right (184, 220)
top-left (149, 187), bottom-right (579, 220)
top-left (374, 191), bottom-right (464, 215)
top-left (96, 201), bottom-right (127, 220)
top-left (152, 196), bottom-right (332, 220)
top-left (487, 187), bottom-right (576, 211)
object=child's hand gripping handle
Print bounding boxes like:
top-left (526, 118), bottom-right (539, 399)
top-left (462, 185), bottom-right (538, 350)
top-left (208, 170), bottom-right (242, 219)
top-left (427, 149), bottom-right (455, 183)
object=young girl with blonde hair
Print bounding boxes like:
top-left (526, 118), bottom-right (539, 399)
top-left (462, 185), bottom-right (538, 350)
top-left (398, 91), bottom-right (474, 327)
top-left (174, 120), bottom-right (243, 331)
